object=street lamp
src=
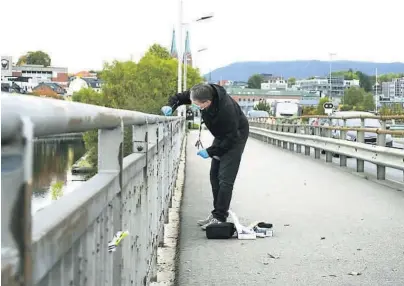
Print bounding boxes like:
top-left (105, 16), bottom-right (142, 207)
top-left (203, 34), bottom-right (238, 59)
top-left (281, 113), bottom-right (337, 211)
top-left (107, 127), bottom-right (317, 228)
top-left (177, 0), bottom-right (213, 116)
top-left (328, 52), bottom-right (336, 102)
top-left (184, 47), bottom-right (208, 90)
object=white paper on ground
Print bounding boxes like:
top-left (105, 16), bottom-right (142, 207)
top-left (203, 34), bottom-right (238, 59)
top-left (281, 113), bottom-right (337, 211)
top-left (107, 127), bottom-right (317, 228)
top-left (228, 210), bottom-right (256, 240)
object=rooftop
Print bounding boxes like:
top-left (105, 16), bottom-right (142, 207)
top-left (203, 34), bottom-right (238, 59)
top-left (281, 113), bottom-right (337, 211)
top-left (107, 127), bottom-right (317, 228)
top-left (225, 87), bottom-right (319, 97)
top-left (13, 65), bottom-right (68, 73)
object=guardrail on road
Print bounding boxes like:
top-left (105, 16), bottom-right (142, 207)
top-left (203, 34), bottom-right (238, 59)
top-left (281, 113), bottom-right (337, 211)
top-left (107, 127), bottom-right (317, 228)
top-left (248, 115), bottom-right (404, 182)
top-left (1, 94), bottom-right (185, 286)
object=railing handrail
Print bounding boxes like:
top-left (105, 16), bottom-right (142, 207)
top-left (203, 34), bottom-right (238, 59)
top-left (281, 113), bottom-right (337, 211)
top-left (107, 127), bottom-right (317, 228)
top-left (248, 120), bottom-right (404, 182)
top-left (250, 114), bottom-right (404, 120)
top-left (1, 94), bottom-right (177, 142)
top-left (248, 118), bottom-right (404, 136)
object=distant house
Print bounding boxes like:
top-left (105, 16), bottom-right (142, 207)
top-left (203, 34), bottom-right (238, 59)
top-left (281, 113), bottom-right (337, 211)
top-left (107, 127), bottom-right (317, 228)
top-left (67, 77), bottom-right (103, 95)
top-left (32, 82), bottom-right (66, 95)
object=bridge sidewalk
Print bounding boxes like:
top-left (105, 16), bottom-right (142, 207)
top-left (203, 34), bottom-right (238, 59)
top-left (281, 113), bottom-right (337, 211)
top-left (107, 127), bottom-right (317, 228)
top-left (176, 130), bottom-right (404, 286)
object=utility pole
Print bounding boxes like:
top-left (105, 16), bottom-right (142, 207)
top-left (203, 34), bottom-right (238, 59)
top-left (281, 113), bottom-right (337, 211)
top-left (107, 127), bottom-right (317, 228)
top-left (328, 52), bottom-right (336, 102)
top-left (375, 67), bottom-right (379, 113)
top-left (177, 0), bottom-right (184, 116)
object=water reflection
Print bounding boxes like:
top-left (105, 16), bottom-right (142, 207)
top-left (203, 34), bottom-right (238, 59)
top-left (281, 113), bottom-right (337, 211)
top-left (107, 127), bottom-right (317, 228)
top-left (32, 139), bottom-right (86, 214)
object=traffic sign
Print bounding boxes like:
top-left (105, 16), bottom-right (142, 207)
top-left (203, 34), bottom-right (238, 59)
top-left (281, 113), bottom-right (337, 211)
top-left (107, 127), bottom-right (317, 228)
top-left (323, 102), bottom-right (334, 115)
top-left (323, 102), bottom-right (334, 109)
top-left (186, 109), bottom-right (194, 120)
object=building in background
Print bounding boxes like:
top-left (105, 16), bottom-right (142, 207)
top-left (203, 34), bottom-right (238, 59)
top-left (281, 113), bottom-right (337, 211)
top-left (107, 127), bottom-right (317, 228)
top-left (12, 64), bottom-right (68, 87)
top-left (67, 77), bottom-right (103, 96)
top-left (32, 82), bottom-right (66, 96)
top-left (183, 30), bottom-right (192, 67)
top-left (295, 76), bottom-right (353, 103)
top-left (225, 87), bottom-right (319, 114)
top-left (1, 56), bottom-right (69, 93)
top-left (381, 78), bottom-right (404, 99)
top-left (343, 79), bottom-right (360, 88)
top-left (261, 76), bottom-right (288, 90)
top-left (1, 56), bottom-right (12, 78)
top-left (170, 29), bottom-right (178, 59)
top-left (218, 80), bottom-right (248, 88)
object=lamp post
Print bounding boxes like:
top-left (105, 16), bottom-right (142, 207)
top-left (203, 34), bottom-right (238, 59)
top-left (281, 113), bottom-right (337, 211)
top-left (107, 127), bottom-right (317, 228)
top-left (184, 47), bottom-right (208, 90)
top-left (177, 0), bottom-right (212, 116)
top-left (328, 52), bottom-right (336, 102)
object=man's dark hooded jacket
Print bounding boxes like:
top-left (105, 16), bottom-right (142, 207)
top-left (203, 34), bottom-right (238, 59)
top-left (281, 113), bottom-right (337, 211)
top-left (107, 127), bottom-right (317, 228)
top-left (168, 84), bottom-right (249, 157)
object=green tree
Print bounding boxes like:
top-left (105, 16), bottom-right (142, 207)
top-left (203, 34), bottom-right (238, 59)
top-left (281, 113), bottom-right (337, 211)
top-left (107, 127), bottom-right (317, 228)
top-left (17, 51), bottom-right (51, 66)
top-left (302, 106), bottom-right (317, 115)
top-left (378, 73), bottom-right (404, 83)
top-left (316, 97), bottom-right (331, 115)
top-left (145, 44), bottom-right (172, 60)
top-left (362, 93), bottom-right (375, 111)
top-left (72, 44), bottom-right (203, 169)
top-left (332, 69), bottom-right (359, 80)
top-left (342, 86), bottom-right (375, 111)
top-left (391, 103), bottom-right (404, 115)
top-left (254, 100), bottom-right (271, 112)
top-left (287, 77), bottom-right (296, 86)
top-left (343, 86), bottom-right (364, 108)
top-left (247, 74), bottom-right (264, 89)
top-left (355, 71), bottom-right (374, 92)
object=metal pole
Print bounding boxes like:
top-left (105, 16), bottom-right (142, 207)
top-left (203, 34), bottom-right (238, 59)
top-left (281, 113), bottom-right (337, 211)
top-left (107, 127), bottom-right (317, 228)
top-left (328, 53), bottom-right (336, 103)
top-left (183, 37), bottom-right (187, 91)
top-left (177, 0), bottom-right (184, 116)
top-left (329, 54), bottom-right (332, 102)
top-left (375, 67), bottom-right (378, 113)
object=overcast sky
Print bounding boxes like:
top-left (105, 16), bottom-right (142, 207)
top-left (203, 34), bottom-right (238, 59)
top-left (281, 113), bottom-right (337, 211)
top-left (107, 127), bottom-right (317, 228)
top-left (1, 0), bottom-right (403, 74)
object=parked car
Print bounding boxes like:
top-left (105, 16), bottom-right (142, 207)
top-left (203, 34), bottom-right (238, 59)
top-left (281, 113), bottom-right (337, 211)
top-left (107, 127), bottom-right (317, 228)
top-left (328, 111), bottom-right (393, 147)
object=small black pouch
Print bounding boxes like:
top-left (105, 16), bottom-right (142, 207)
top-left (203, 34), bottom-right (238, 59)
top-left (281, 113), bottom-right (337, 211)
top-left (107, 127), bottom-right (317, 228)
top-left (206, 222), bottom-right (236, 239)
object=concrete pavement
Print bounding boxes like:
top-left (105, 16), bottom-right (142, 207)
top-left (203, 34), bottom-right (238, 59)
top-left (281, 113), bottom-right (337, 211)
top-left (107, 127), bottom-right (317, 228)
top-left (176, 130), bottom-right (404, 286)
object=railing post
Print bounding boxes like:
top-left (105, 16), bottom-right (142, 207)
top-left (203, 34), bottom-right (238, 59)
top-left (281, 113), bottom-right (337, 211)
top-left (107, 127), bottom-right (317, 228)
top-left (98, 120), bottom-right (124, 286)
top-left (325, 128), bottom-right (333, 163)
top-left (339, 119), bottom-right (347, 167)
top-left (377, 120), bottom-right (387, 180)
top-left (145, 122), bottom-right (159, 282)
top-left (356, 118), bottom-right (365, 172)
top-left (304, 124), bottom-right (311, 156)
top-left (265, 123), bottom-right (272, 144)
top-left (289, 124), bottom-right (295, 152)
top-left (296, 125), bottom-right (302, 153)
top-left (133, 124), bottom-right (147, 154)
top-left (1, 116), bottom-right (34, 286)
top-left (277, 124), bottom-right (282, 147)
top-left (314, 126), bottom-right (320, 159)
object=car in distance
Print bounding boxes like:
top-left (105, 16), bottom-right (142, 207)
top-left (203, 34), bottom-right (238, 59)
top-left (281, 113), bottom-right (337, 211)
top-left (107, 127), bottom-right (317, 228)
top-left (327, 111), bottom-right (393, 147)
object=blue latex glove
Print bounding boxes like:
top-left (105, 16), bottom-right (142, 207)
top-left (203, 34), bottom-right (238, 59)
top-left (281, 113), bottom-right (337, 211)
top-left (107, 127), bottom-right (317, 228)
top-left (161, 106), bottom-right (172, 116)
top-left (197, 149), bottom-right (209, 159)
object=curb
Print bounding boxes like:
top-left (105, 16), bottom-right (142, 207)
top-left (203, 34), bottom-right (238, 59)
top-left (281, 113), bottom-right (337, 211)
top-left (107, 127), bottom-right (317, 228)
top-left (150, 135), bottom-right (187, 286)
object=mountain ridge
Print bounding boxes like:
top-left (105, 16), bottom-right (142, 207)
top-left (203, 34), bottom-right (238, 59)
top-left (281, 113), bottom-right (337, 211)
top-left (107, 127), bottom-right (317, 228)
top-left (205, 60), bottom-right (404, 82)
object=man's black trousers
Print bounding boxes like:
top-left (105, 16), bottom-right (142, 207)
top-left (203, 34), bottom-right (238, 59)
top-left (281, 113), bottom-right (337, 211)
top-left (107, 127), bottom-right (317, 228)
top-left (210, 140), bottom-right (246, 222)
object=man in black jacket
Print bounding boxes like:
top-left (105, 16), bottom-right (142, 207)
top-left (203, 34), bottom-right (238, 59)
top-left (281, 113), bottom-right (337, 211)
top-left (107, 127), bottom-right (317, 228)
top-left (162, 83), bottom-right (249, 230)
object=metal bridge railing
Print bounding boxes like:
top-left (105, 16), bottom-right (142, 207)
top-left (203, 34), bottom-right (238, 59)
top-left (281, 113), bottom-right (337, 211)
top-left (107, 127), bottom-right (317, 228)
top-left (1, 94), bottom-right (185, 286)
top-left (248, 115), bottom-right (404, 181)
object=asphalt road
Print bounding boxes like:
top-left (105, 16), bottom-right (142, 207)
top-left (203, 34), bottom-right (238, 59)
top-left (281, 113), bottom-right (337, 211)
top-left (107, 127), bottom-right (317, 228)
top-left (176, 130), bottom-right (404, 286)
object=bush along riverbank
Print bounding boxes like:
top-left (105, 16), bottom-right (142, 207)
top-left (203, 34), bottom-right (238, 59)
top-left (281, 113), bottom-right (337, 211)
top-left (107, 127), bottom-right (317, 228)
top-left (71, 151), bottom-right (96, 179)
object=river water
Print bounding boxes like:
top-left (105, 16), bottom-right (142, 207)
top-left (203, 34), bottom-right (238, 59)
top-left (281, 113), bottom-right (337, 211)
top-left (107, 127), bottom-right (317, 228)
top-left (32, 139), bottom-right (86, 214)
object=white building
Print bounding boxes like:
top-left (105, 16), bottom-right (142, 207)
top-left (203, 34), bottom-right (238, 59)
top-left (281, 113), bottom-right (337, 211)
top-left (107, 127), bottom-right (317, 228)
top-left (261, 78), bottom-right (288, 90)
top-left (295, 78), bottom-right (329, 92)
top-left (12, 64), bottom-right (68, 87)
top-left (382, 77), bottom-right (404, 99)
top-left (343, 79), bottom-right (360, 88)
top-left (296, 77), bottom-right (357, 102)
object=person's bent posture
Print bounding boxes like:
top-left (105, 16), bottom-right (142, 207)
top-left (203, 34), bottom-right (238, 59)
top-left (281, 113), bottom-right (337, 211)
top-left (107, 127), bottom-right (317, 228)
top-left (162, 83), bottom-right (249, 230)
